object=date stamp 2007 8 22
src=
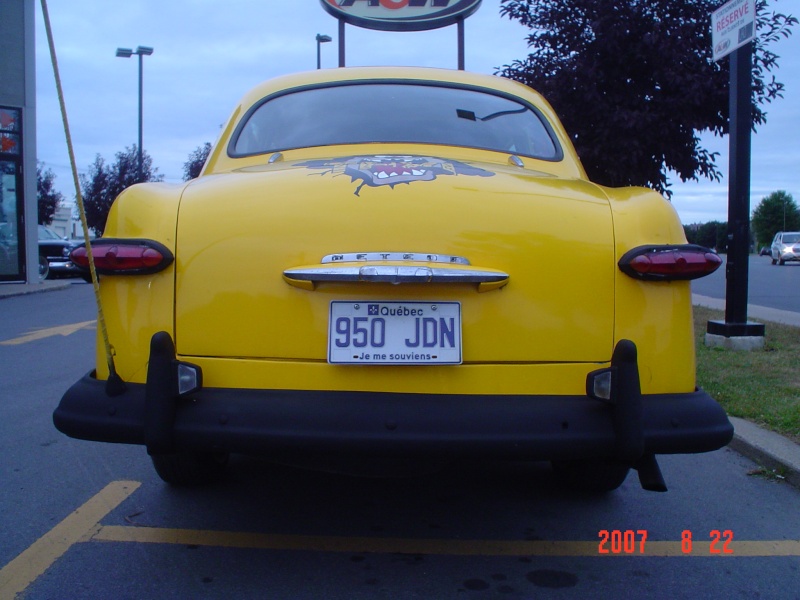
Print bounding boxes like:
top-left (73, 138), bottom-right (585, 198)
top-left (598, 530), bottom-right (734, 555)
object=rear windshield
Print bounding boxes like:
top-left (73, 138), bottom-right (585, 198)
top-left (230, 82), bottom-right (561, 160)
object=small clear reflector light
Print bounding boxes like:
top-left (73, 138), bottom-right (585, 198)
top-left (591, 370), bottom-right (612, 401)
top-left (177, 363), bottom-right (202, 396)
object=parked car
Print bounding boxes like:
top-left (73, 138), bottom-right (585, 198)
top-left (759, 246), bottom-right (771, 256)
top-left (38, 225), bottom-right (80, 279)
top-left (54, 67), bottom-right (732, 493)
top-left (770, 231), bottom-right (800, 265)
top-left (0, 224), bottom-right (19, 277)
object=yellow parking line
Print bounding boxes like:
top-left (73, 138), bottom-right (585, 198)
top-left (0, 481), bottom-right (140, 599)
top-left (0, 320), bottom-right (96, 346)
top-left (89, 525), bottom-right (800, 558)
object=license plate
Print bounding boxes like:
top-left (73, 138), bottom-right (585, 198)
top-left (328, 301), bottom-right (462, 365)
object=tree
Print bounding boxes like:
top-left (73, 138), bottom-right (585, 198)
top-left (80, 145), bottom-right (162, 236)
top-left (751, 190), bottom-right (800, 246)
top-left (37, 163), bottom-right (64, 225)
top-left (183, 142), bottom-right (212, 181)
top-left (497, 0), bottom-right (797, 196)
top-left (684, 220), bottom-right (728, 251)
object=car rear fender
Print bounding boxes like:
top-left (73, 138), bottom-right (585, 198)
top-left (95, 182), bottom-right (186, 382)
top-left (602, 185), bottom-right (698, 394)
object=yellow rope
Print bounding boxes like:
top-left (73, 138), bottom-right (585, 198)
top-left (40, 0), bottom-right (122, 388)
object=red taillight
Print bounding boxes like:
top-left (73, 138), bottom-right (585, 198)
top-left (619, 245), bottom-right (722, 281)
top-left (70, 239), bottom-right (174, 275)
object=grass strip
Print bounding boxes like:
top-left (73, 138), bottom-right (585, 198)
top-left (694, 306), bottom-right (800, 444)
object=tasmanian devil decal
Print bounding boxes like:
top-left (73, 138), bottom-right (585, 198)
top-left (297, 155), bottom-right (494, 196)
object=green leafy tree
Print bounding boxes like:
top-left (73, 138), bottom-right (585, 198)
top-left (684, 224), bottom-right (699, 245)
top-left (497, 0), bottom-right (797, 196)
top-left (751, 190), bottom-right (800, 246)
top-left (701, 221), bottom-right (729, 252)
top-left (183, 142), bottom-right (212, 181)
top-left (685, 220), bottom-right (728, 251)
top-left (37, 163), bottom-right (64, 225)
top-left (80, 145), bottom-right (162, 236)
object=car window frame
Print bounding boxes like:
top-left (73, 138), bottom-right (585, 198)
top-left (227, 79), bottom-right (564, 162)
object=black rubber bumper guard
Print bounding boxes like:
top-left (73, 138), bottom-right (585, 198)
top-left (53, 333), bottom-right (734, 491)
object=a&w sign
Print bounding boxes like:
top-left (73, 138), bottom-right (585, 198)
top-left (321, 0), bottom-right (483, 32)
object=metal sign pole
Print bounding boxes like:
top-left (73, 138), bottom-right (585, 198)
top-left (457, 17), bottom-right (465, 70)
top-left (725, 42), bottom-right (752, 326)
top-left (706, 40), bottom-right (764, 341)
top-left (705, 0), bottom-right (764, 345)
top-left (338, 19), bottom-right (345, 67)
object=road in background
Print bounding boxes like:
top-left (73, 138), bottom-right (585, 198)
top-left (691, 254), bottom-right (800, 313)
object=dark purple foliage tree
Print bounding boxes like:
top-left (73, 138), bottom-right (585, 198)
top-left (497, 0), bottom-right (797, 195)
top-left (183, 142), bottom-right (212, 181)
top-left (37, 163), bottom-right (63, 225)
top-left (80, 145), bottom-right (162, 236)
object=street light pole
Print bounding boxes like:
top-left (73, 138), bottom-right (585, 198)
top-left (316, 34), bottom-right (332, 69)
top-left (116, 45), bottom-right (154, 181)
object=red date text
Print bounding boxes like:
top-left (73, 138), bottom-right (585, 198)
top-left (598, 529), bottom-right (648, 554)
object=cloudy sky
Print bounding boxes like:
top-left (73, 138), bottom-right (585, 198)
top-left (34, 0), bottom-right (799, 225)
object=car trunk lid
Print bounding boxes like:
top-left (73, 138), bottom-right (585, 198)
top-left (174, 155), bottom-right (615, 364)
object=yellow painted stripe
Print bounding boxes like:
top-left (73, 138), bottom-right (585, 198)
top-left (0, 320), bottom-right (96, 346)
top-left (89, 526), bottom-right (800, 558)
top-left (0, 481), bottom-right (140, 598)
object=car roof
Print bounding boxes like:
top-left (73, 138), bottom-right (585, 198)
top-left (239, 67), bottom-right (541, 101)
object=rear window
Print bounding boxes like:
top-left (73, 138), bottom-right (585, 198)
top-left (230, 82), bottom-right (561, 161)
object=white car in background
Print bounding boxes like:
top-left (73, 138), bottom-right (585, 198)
top-left (770, 231), bottom-right (800, 265)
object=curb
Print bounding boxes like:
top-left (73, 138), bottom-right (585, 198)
top-left (693, 293), bottom-right (800, 327)
top-left (728, 417), bottom-right (800, 488)
top-left (693, 296), bottom-right (800, 487)
top-left (0, 280), bottom-right (72, 300)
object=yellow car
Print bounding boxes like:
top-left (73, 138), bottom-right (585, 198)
top-left (55, 67), bottom-right (731, 491)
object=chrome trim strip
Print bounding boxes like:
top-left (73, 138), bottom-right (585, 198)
top-left (321, 252), bottom-right (470, 265)
top-left (284, 265), bottom-right (508, 285)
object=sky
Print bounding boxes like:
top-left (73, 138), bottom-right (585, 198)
top-left (33, 0), bottom-right (800, 226)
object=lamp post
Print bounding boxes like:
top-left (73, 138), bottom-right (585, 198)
top-left (116, 45), bottom-right (154, 181)
top-left (316, 34), bottom-right (332, 69)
